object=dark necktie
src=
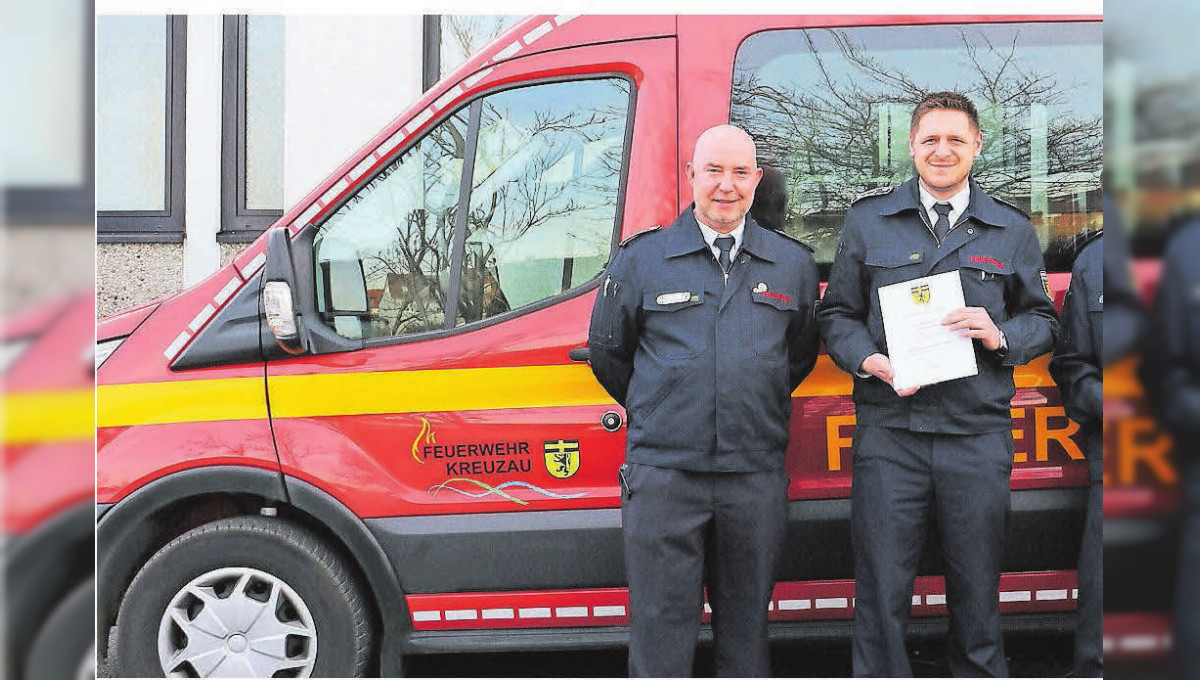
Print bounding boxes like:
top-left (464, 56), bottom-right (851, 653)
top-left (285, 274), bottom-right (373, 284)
top-left (932, 202), bottom-right (953, 243)
top-left (715, 236), bottom-right (734, 274)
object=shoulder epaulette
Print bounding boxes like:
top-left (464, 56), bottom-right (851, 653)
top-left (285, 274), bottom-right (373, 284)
top-left (771, 228), bottom-right (815, 253)
top-left (619, 225), bottom-right (661, 247)
top-left (851, 185), bottom-right (894, 204)
top-left (992, 195), bottom-right (1030, 219)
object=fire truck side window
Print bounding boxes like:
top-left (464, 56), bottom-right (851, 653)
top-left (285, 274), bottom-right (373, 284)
top-left (313, 77), bottom-right (631, 342)
top-left (455, 78), bottom-right (631, 326)
top-left (731, 22), bottom-right (1103, 274)
top-left (315, 110), bottom-right (469, 339)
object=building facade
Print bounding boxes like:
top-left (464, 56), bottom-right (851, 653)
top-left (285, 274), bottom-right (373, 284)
top-left (95, 14), bottom-right (518, 316)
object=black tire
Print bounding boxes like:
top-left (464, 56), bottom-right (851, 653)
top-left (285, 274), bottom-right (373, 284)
top-left (25, 577), bottom-right (96, 680)
top-left (111, 516), bottom-right (372, 678)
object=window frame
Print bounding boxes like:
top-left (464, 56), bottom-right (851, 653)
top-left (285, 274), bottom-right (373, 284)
top-left (97, 15), bottom-right (187, 243)
top-left (309, 72), bottom-right (638, 352)
top-left (3, 0), bottom-right (95, 226)
top-left (421, 15), bottom-right (441, 92)
top-left (218, 15), bottom-right (284, 243)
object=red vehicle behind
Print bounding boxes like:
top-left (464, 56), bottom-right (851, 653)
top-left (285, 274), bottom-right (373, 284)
top-left (4, 291), bottom-right (96, 680)
top-left (97, 14), bottom-right (1101, 676)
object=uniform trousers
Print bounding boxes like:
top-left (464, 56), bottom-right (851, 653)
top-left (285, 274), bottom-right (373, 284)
top-left (1174, 458), bottom-right (1200, 680)
top-left (622, 462), bottom-right (787, 677)
top-left (1073, 478), bottom-right (1102, 677)
top-left (851, 425), bottom-right (1013, 678)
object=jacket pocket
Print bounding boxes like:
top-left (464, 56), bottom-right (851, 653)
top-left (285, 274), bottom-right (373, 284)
top-left (750, 288), bottom-right (799, 358)
top-left (642, 291), bottom-right (707, 359)
top-left (865, 247), bottom-right (925, 287)
top-left (959, 251), bottom-right (1014, 318)
top-left (637, 364), bottom-right (688, 424)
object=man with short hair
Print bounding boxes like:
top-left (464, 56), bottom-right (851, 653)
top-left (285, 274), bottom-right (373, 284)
top-left (819, 92), bottom-right (1058, 676)
top-left (588, 124), bottom-right (820, 677)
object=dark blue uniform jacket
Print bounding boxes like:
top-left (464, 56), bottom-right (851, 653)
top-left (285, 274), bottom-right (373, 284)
top-left (1141, 219), bottom-right (1200, 442)
top-left (818, 176), bottom-right (1059, 434)
top-left (588, 208), bottom-right (820, 472)
top-left (1049, 236), bottom-right (1103, 481)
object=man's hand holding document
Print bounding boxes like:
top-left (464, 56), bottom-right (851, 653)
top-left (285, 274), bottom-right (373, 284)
top-left (878, 271), bottom-right (979, 393)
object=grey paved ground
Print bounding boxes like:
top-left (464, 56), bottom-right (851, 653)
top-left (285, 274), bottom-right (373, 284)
top-left (406, 634), bottom-right (1075, 677)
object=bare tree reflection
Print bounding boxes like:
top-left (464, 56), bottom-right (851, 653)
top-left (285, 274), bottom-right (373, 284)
top-left (732, 27), bottom-right (1102, 256)
top-left (322, 80), bottom-right (629, 339)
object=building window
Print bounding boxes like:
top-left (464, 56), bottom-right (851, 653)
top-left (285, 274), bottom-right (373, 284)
top-left (422, 15), bottom-right (522, 91)
top-left (2, 0), bottom-right (93, 225)
top-left (96, 15), bottom-right (186, 242)
top-left (220, 15), bottom-right (285, 242)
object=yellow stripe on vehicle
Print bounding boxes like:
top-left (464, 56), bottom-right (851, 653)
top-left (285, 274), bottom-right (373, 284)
top-left (96, 353), bottom-right (1057, 429)
top-left (1103, 357), bottom-right (1144, 399)
top-left (97, 377), bottom-right (267, 428)
top-left (791, 354), bottom-right (1051, 398)
top-left (794, 356), bottom-right (851, 397)
top-left (267, 364), bottom-right (613, 419)
top-left (4, 389), bottom-right (95, 444)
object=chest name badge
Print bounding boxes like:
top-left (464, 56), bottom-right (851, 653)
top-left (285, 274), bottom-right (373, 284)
top-left (656, 292), bottom-right (694, 305)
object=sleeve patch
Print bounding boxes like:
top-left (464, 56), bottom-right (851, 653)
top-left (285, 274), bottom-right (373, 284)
top-left (1040, 270), bottom-right (1053, 300)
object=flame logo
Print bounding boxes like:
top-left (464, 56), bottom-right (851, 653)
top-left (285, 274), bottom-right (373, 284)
top-left (412, 417), bottom-right (436, 464)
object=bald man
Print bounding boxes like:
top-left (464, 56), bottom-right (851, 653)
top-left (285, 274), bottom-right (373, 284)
top-left (589, 125), bottom-right (820, 676)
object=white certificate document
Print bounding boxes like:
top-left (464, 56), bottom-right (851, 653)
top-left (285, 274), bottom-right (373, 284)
top-left (878, 270), bottom-right (979, 391)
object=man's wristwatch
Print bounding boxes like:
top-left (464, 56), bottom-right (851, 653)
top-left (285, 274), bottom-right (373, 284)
top-left (996, 329), bottom-right (1009, 357)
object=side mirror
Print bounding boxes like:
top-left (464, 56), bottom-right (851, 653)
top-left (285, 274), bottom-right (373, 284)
top-left (263, 228), bottom-right (307, 355)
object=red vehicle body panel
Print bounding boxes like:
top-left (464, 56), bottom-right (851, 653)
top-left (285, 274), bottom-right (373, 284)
top-left (5, 292), bottom-right (95, 534)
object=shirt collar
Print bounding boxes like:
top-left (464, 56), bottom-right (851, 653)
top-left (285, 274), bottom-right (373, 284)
top-left (918, 181), bottom-right (970, 218)
top-left (693, 210), bottom-right (745, 253)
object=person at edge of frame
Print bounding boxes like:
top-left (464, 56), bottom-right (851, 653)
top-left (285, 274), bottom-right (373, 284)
top-left (587, 124), bottom-right (821, 677)
top-left (817, 91), bottom-right (1059, 678)
top-left (1139, 212), bottom-right (1200, 680)
top-left (1050, 195), bottom-right (1142, 679)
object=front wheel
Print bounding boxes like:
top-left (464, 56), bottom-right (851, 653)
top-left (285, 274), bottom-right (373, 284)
top-left (112, 516), bottom-right (373, 677)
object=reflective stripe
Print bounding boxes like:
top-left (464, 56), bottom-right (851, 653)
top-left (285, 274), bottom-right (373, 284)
top-left (97, 351), bottom-right (1035, 428)
top-left (267, 365), bottom-right (613, 419)
top-left (98, 377), bottom-right (267, 428)
top-left (4, 389), bottom-right (95, 443)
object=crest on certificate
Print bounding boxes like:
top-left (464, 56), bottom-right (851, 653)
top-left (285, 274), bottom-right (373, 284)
top-left (910, 283), bottom-right (931, 305)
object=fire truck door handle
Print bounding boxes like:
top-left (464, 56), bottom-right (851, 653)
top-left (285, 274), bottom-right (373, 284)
top-left (569, 347), bottom-right (590, 362)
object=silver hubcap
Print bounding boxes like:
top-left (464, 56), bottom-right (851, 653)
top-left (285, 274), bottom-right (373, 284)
top-left (157, 567), bottom-right (317, 677)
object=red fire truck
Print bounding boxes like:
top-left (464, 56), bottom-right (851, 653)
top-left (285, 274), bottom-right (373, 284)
top-left (4, 292), bottom-right (96, 679)
top-left (97, 14), bottom-right (1101, 676)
